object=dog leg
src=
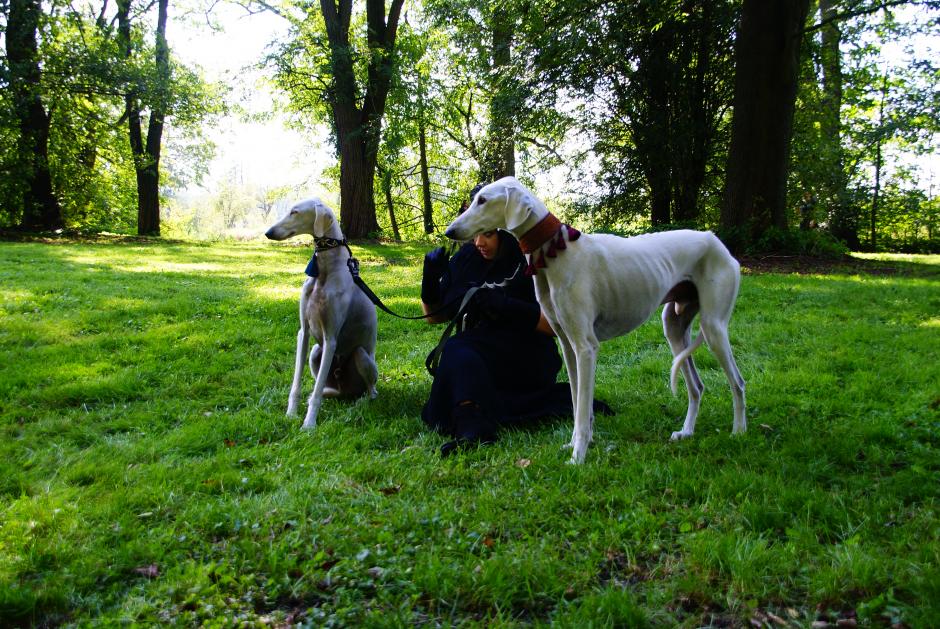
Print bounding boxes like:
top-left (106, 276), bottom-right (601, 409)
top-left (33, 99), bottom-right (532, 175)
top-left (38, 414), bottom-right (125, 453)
top-left (351, 347), bottom-right (379, 400)
top-left (287, 327), bottom-right (310, 416)
top-left (663, 305), bottom-right (704, 440)
top-left (569, 339), bottom-right (599, 464)
top-left (556, 333), bottom-right (580, 450)
top-left (303, 338), bottom-right (336, 430)
top-left (699, 316), bottom-right (747, 435)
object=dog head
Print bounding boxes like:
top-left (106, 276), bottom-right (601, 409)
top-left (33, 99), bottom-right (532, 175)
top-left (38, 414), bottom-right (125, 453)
top-left (265, 198), bottom-right (342, 241)
top-left (445, 177), bottom-right (548, 241)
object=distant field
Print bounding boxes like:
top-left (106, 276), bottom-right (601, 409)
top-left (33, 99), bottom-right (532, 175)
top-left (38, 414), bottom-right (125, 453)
top-left (1, 238), bottom-right (937, 627)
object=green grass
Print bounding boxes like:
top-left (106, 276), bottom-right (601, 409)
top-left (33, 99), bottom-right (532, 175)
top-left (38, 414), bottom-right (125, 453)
top-left (0, 237), bottom-right (938, 627)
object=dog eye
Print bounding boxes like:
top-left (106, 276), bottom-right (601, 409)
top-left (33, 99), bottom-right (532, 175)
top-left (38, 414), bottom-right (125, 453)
top-left (477, 196), bottom-right (486, 205)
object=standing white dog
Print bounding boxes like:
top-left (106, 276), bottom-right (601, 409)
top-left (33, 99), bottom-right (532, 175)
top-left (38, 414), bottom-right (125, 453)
top-left (265, 199), bottom-right (378, 429)
top-left (445, 177), bottom-right (746, 463)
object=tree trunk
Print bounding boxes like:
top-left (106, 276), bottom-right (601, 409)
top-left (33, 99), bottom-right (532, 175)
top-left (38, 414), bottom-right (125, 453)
top-left (819, 0), bottom-right (858, 248)
top-left (481, 9), bottom-right (516, 182)
top-left (379, 166), bottom-right (400, 240)
top-left (721, 0), bottom-right (812, 244)
top-left (673, 0), bottom-right (714, 224)
top-left (870, 70), bottom-right (888, 251)
top-left (633, 24), bottom-right (673, 226)
top-left (321, 0), bottom-right (404, 239)
top-left (7, 0), bottom-right (63, 230)
top-left (118, 0), bottom-right (168, 236)
top-left (418, 114), bottom-right (434, 234)
top-left (138, 0), bottom-right (169, 236)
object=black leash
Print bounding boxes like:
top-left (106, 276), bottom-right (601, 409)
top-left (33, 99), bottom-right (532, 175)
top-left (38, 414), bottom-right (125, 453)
top-left (309, 238), bottom-right (463, 321)
top-left (308, 238), bottom-right (521, 375)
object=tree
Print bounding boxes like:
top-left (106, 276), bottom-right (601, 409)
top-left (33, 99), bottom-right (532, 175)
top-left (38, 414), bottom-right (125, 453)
top-left (5, 0), bottom-right (63, 230)
top-left (521, 0), bottom-right (736, 227)
top-left (721, 0), bottom-right (813, 245)
top-left (117, 0), bottom-right (170, 236)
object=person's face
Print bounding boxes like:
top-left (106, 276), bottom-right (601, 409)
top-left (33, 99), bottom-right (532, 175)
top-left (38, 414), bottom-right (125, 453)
top-left (474, 231), bottom-right (499, 260)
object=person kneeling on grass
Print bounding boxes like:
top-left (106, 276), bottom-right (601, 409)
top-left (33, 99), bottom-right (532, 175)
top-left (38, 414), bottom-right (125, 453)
top-left (420, 196), bottom-right (610, 457)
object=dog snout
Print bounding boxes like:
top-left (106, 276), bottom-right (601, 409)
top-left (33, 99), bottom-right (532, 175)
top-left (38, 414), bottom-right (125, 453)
top-left (264, 227), bottom-right (276, 240)
top-left (444, 226), bottom-right (459, 240)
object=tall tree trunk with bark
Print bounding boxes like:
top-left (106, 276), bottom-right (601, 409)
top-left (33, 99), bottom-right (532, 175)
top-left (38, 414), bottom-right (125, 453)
top-left (7, 0), bottom-right (63, 230)
top-left (321, 0), bottom-right (404, 239)
top-left (480, 9), bottom-right (516, 182)
top-left (418, 93), bottom-right (434, 234)
top-left (818, 0), bottom-right (858, 248)
top-left (632, 24), bottom-right (673, 226)
top-left (378, 165), bottom-right (400, 240)
top-left (721, 0), bottom-right (812, 244)
top-left (673, 0), bottom-right (715, 224)
top-left (117, 0), bottom-right (168, 236)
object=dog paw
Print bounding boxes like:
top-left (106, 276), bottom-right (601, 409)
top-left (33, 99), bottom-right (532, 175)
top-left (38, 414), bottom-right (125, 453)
top-left (568, 450), bottom-right (587, 465)
top-left (368, 387), bottom-right (378, 400)
top-left (670, 430), bottom-right (693, 441)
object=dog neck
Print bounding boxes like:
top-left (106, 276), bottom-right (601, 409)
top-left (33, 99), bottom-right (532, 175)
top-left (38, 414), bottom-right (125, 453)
top-left (518, 214), bottom-right (561, 254)
top-left (518, 212), bottom-right (581, 277)
top-left (314, 236), bottom-right (347, 253)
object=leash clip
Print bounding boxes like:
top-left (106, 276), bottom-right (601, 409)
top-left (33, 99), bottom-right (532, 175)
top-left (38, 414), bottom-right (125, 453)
top-left (347, 256), bottom-right (360, 278)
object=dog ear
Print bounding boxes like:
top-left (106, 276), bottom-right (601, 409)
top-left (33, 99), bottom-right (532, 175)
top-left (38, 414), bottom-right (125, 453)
top-left (313, 203), bottom-right (335, 236)
top-left (506, 192), bottom-right (535, 233)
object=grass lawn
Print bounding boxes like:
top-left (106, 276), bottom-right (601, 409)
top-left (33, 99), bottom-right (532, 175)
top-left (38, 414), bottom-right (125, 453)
top-left (0, 237), bottom-right (938, 627)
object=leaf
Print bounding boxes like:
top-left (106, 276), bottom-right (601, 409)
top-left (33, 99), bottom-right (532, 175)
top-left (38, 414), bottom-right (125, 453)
top-left (133, 564), bottom-right (159, 578)
top-left (379, 485), bottom-right (401, 495)
top-left (515, 458), bottom-right (532, 468)
top-left (223, 438), bottom-right (235, 447)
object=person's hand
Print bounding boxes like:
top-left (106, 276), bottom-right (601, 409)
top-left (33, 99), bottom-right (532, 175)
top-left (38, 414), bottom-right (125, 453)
top-left (469, 287), bottom-right (508, 320)
top-left (421, 247), bottom-right (450, 304)
top-left (469, 288), bottom-right (540, 331)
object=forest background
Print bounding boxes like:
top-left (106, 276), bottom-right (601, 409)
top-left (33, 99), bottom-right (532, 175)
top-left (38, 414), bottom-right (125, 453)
top-left (1, 0), bottom-right (939, 253)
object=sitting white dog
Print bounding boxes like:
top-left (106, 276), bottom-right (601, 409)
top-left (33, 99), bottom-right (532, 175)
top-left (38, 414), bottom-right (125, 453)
top-left (265, 199), bottom-right (378, 429)
top-left (446, 177), bottom-right (746, 463)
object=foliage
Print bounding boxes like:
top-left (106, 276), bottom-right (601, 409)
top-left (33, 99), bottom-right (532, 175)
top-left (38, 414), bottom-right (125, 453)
top-left (0, 0), bottom-right (225, 232)
top-left (792, 1), bottom-right (940, 251)
top-left (1, 239), bottom-right (939, 626)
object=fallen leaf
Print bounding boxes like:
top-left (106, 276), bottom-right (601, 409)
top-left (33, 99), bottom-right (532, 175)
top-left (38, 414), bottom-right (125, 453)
top-left (223, 438), bottom-right (235, 447)
top-left (379, 485), bottom-right (401, 496)
top-left (366, 566), bottom-right (385, 578)
top-left (760, 423), bottom-right (773, 431)
top-left (515, 458), bottom-right (531, 468)
top-left (137, 511), bottom-right (153, 518)
top-left (133, 564), bottom-right (159, 578)
top-left (482, 536), bottom-right (495, 548)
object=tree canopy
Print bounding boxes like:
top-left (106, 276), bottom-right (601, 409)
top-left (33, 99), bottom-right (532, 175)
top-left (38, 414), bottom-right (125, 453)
top-left (1, 0), bottom-right (938, 251)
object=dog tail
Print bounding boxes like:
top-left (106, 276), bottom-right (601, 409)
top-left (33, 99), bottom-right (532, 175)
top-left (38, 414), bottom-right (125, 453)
top-left (670, 330), bottom-right (706, 396)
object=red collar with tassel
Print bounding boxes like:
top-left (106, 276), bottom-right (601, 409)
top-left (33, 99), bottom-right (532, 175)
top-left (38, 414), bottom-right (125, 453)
top-left (518, 212), bottom-right (581, 276)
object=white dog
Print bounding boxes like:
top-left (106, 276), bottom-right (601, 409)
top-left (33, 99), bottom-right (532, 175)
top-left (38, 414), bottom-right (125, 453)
top-left (265, 199), bottom-right (378, 429)
top-left (446, 177), bottom-right (746, 463)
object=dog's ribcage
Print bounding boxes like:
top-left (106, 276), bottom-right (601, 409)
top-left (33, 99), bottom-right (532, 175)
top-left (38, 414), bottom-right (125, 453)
top-left (534, 231), bottom-right (716, 342)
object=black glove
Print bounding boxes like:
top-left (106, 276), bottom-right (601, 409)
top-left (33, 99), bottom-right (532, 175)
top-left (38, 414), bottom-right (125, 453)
top-left (421, 247), bottom-right (450, 304)
top-left (469, 288), bottom-right (541, 331)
